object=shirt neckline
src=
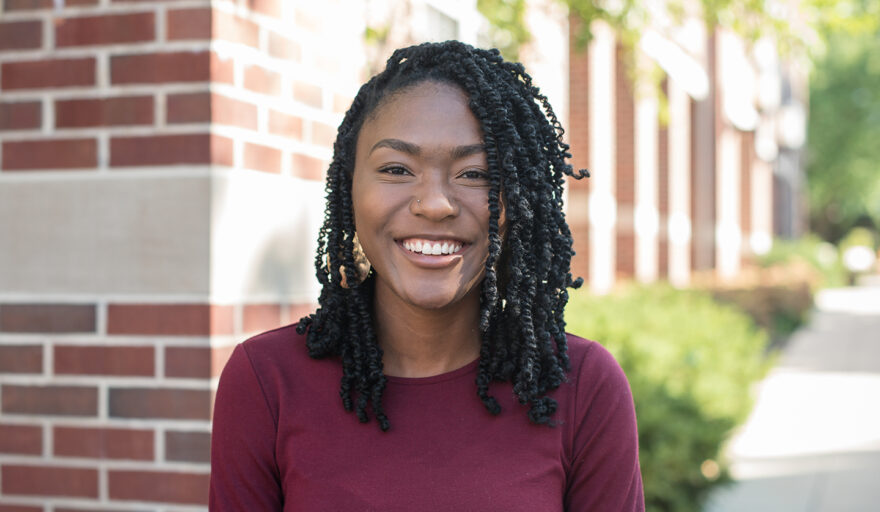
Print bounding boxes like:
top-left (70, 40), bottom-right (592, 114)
top-left (385, 357), bottom-right (480, 386)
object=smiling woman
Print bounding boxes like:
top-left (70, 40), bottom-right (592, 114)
top-left (209, 41), bottom-right (645, 511)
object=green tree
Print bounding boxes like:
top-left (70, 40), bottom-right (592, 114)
top-left (477, 0), bottom-right (530, 61)
top-left (806, 0), bottom-right (880, 242)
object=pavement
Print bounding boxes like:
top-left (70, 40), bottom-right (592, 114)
top-left (705, 283), bottom-right (880, 512)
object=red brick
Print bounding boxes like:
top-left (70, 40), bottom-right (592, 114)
top-left (0, 504), bottom-right (43, 512)
top-left (311, 121), bottom-right (336, 147)
top-left (165, 430), bottom-right (210, 463)
top-left (109, 470), bottom-right (208, 505)
top-left (291, 153), bottom-right (325, 181)
top-left (211, 52), bottom-right (234, 84)
top-left (109, 388), bottom-right (212, 420)
top-left (268, 110), bottom-right (303, 139)
top-left (1, 58), bottom-right (95, 90)
top-left (54, 509), bottom-right (140, 512)
top-left (0, 101), bottom-right (41, 131)
top-left (166, 92), bottom-right (257, 129)
top-left (164, 346), bottom-right (209, 378)
top-left (288, 304), bottom-right (315, 324)
top-left (107, 303), bottom-right (233, 336)
top-left (111, 51), bottom-right (212, 85)
top-left (243, 65), bottom-right (280, 96)
top-left (0, 424), bottom-right (42, 455)
top-left (54, 345), bottom-right (154, 376)
top-left (268, 32), bottom-right (300, 60)
top-left (54, 426), bottom-right (153, 460)
top-left (293, 81), bottom-right (322, 109)
top-left (2, 0), bottom-right (96, 10)
top-left (0, 345), bottom-right (42, 373)
top-left (56, 12), bottom-right (154, 47)
top-left (2, 385), bottom-right (98, 416)
top-left (109, 133), bottom-right (233, 167)
top-left (214, 10), bottom-right (259, 47)
top-left (168, 7), bottom-right (258, 46)
top-left (1, 465), bottom-right (98, 498)
top-left (166, 7), bottom-right (210, 40)
top-left (0, 21), bottom-right (42, 50)
top-left (1, 138), bottom-right (97, 171)
top-left (55, 508), bottom-right (143, 512)
top-left (164, 345), bottom-right (233, 379)
top-left (244, 143), bottom-right (281, 174)
top-left (243, 304), bottom-right (281, 333)
top-left (55, 96), bottom-right (153, 128)
top-left (211, 345), bottom-right (235, 378)
top-left (247, 0), bottom-right (282, 17)
top-left (166, 92), bottom-right (210, 123)
top-left (0, 303), bottom-right (96, 332)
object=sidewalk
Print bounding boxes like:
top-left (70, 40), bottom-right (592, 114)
top-left (705, 285), bottom-right (880, 512)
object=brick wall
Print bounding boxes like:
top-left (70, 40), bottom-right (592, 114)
top-left (0, 0), bottom-right (357, 508)
top-left (614, 44), bottom-right (635, 278)
top-left (567, 13), bottom-right (590, 283)
top-left (657, 81), bottom-right (670, 279)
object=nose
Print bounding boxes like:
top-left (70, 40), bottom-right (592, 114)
top-left (410, 172), bottom-right (459, 220)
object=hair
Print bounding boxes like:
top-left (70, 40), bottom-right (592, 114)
top-left (297, 40), bottom-right (587, 431)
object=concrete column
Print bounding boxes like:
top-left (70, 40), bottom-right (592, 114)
top-left (587, 22), bottom-right (617, 294)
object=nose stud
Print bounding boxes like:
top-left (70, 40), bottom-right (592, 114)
top-left (416, 199), bottom-right (421, 204)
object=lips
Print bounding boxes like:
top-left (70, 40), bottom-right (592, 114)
top-left (400, 238), bottom-right (464, 256)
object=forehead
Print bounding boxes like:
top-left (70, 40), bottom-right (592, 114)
top-left (356, 81), bottom-right (483, 156)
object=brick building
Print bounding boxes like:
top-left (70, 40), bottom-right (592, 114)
top-left (568, 15), bottom-right (806, 292)
top-left (0, 0), bottom-right (803, 509)
top-left (0, 0), bottom-right (368, 508)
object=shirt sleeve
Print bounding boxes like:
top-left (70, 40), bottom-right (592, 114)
top-left (210, 343), bottom-right (283, 511)
top-left (565, 342), bottom-right (645, 512)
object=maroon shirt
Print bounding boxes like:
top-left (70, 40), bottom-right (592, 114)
top-left (210, 325), bottom-right (644, 511)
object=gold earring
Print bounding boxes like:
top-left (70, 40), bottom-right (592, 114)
top-left (327, 232), bottom-right (371, 289)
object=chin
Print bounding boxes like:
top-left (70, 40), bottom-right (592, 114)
top-left (404, 294), bottom-right (462, 311)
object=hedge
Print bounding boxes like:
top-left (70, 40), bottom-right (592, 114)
top-left (565, 285), bottom-right (771, 512)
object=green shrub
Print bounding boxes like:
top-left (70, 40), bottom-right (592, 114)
top-left (565, 285), bottom-right (771, 512)
top-left (757, 235), bottom-right (847, 288)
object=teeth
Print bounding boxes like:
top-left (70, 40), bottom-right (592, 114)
top-left (403, 239), bottom-right (462, 255)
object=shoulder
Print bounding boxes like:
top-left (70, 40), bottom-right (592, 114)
top-left (217, 323), bottom-right (320, 410)
top-left (565, 333), bottom-right (629, 387)
top-left (561, 333), bottom-right (635, 423)
top-left (237, 323), bottom-right (308, 369)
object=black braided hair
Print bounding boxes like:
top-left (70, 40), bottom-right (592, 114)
top-left (296, 40), bottom-right (587, 431)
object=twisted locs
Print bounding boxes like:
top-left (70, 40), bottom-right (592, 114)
top-left (297, 41), bottom-right (586, 431)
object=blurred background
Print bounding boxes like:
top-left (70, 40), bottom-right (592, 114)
top-left (0, 0), bottom-right (878, 510)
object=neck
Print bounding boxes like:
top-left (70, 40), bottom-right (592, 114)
top-left (373, 283), bottom-right (482, 378)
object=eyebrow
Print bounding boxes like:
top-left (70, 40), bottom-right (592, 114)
top-left (369, 139), bottom-right (486, 160)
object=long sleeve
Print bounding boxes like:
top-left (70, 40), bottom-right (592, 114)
top-left (210, 344), bottom-right (283, 511)
top-left (564, 342), bottom-right (645, 511)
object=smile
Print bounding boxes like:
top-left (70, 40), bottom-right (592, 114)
top-left (400, 238), bottom-right (464, 256)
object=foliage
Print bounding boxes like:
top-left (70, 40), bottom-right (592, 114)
top-left (839, 226), bottom-right (877, 252)
top-left (757, 235), bottom-right (847, 289)
top-left (477, 0), bottom-right (530, 61)
top-left (806, 0), bottom-right (880, 242)
top-left (565, 285), bottom-right (771, 512)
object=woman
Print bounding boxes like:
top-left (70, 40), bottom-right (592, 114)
top-left (210, 40), bottom-right (644, 511)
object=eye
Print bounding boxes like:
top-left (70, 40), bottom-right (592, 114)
top-left (459, 168), bottom-right (489, 181)
top-left (378, 165), bottom-right (413, 176)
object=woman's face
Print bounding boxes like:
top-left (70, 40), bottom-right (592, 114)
top-left (351, 81), bottom-right (504, 312)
